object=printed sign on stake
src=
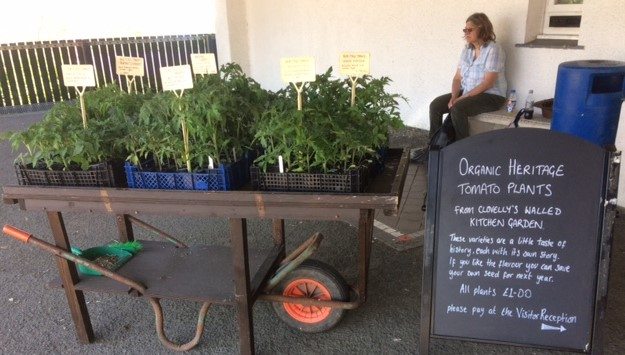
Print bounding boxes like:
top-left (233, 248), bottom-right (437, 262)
top-left (62, 64), bottom-right (96, 87)
top-left (280, 56), bottom-right (315, 84)
top-left (339, 52), bottom-right (370, 77)
top-left (339, 52), bottom-right (370, 107)
top-left (160, 65), bottom-right (194, 92)
top-left (191, 53), bottom-right (218, 75)
top-left (61, 64), bottom-right (95, 128)
top-left (280, 56), bottom-right (315, 110)
top-left (115, 56), bottom-right (145, 77)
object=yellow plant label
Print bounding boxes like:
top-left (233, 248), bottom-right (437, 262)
top-left (191, 53), bottom-right (218, 75)
top-left (61, 64), bottom-right (96, 87)
top-left (280, 56), bottom-right (315, 83)
top-left (160, 65), bottom-right (194, 91)
top-left (339, 52), bottom-right (370, 77)
top-left (115, 56), bottom-right (145, 77)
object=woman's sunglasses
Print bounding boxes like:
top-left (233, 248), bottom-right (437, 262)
top-left (462, 28), bottom-right (476, 34)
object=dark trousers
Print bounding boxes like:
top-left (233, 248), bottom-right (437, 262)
top-left (429, 92), bottom-right (506, 140)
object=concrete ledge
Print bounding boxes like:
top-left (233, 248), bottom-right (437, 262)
top-left (469, 109), bottom-right (551, 136)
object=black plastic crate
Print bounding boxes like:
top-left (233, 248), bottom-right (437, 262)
top-left (250, 165), bottom-right (367, 193)
top-left (249, 149), bottom-right (389, 193)
top-left (14, 161), bottom-right (117, 187)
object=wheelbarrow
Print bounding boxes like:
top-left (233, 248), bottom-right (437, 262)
top-left (2, 223), bottom-right (349, 350)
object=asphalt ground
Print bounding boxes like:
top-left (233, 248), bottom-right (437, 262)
top-left (0, 112), bottom-right (624, 354)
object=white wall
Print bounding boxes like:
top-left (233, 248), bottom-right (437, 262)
top-left (219, 0), bottom-right (625, 206)
top-left (215, 0), bottom-right (250, 72)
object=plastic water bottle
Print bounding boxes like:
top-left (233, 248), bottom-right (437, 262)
top-left (524, 89), bottom-right (535, 119)
top-left (506, 90), bottom-right (517, 113)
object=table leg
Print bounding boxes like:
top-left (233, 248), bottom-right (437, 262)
top-left (116, 214), bottom-right (134, 242)
top-left (47, 211), bottom-right (94, 344)
top-left (229, 218), bottom-right (254, 355)
top-left (357, 209), bottom-right (375, 303)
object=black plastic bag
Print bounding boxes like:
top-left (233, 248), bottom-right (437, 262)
top-left (511, 108), bottom-right (529, 128)
top-left (429, 113), bottom-right (456, 149)
top-left (421, 114), bottom-right (456, 212)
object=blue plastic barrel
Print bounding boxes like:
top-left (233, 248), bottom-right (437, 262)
top-left (551, 60), bottom-right (625, 148)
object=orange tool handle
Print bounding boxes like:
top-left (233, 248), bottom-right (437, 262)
top-left (2, 225), bottom-right (32, 243)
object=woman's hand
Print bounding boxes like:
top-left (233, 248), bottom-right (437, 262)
top-left (448, 95), bottom-right (465, 108)
top-left (449, 69), bottom-right (462, 108)
top-left (450, 71), bottom-right (498, 108)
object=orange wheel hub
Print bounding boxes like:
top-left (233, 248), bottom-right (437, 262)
top-left (282, 278), bottom-right (332, 323)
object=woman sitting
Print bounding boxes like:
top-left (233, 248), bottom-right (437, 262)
top-left (429, 12), bottom-right (508, 141)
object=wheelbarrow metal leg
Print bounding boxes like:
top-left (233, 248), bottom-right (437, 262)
top-left (47, 211), bottom-right (95, 344)
top-left (127, 215), bottom-right (188, 248)
top-left (229, 218), bottom-right (255, 355)
top-left (150, 298), bottom-right (211, 351)
top-left (263, 232), bottom-right (323, 292)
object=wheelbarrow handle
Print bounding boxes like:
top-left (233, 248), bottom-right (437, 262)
top-left (4, 224), bottom-right (212, 351)
top-left (264, 232), bottom-right (323, 291)
top-left (2, 224), bottom-right (147, 294)
top-left (3, 225), bottom-right (32, 243)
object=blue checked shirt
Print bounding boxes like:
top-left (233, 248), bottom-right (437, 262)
top-left (458, 41), bottom-right (507, 97)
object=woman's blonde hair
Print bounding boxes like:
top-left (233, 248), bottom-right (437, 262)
top-left (467, 13), bottom-right (496, 43)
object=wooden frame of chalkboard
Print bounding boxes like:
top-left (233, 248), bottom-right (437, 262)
top-left (419, 128), bottom-right (620, 354)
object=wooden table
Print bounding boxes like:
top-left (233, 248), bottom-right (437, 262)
top-left (2, 148), bottom-right (409, 354)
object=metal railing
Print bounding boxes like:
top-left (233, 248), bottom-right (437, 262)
top-left (0, 34), bottom-right (217, 114)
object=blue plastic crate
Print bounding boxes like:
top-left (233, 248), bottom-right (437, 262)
top-left (137, 171), bottom-right (159, 189)
top-left (174, 173), bottom-right (194, 190)
top-left (124, 155), bottom-right (253, 191)
top-left (193, 170), bottom-right (226, 190)
top-left (157, 173), bottom-right (176, 189)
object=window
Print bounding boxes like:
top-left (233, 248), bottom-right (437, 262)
top-left (538, 0), bottom-right (583, 40)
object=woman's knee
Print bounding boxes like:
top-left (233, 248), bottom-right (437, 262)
top-left (430, 94), bottom-right (450, 113)
top-left (449, 105), bottom-right (468, 121)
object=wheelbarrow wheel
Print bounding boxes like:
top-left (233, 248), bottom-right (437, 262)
top-left (271, 259), bottom-right (349, 333)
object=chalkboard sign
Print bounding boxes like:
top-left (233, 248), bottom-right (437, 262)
top-left (420, 128), bottom-right (616, 353)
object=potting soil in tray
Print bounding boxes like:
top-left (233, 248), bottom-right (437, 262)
top-left (71, 241), bottom-right (143, 276)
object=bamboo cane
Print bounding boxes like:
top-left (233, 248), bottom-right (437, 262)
top-left (350, 76), bottom-right (358, 107)
top-left (291, 82), bottom-right (306, 111)
top-left (174, 90), bottom-right (192, 172)
top-left (77, 87), bottom-right (87, 128)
